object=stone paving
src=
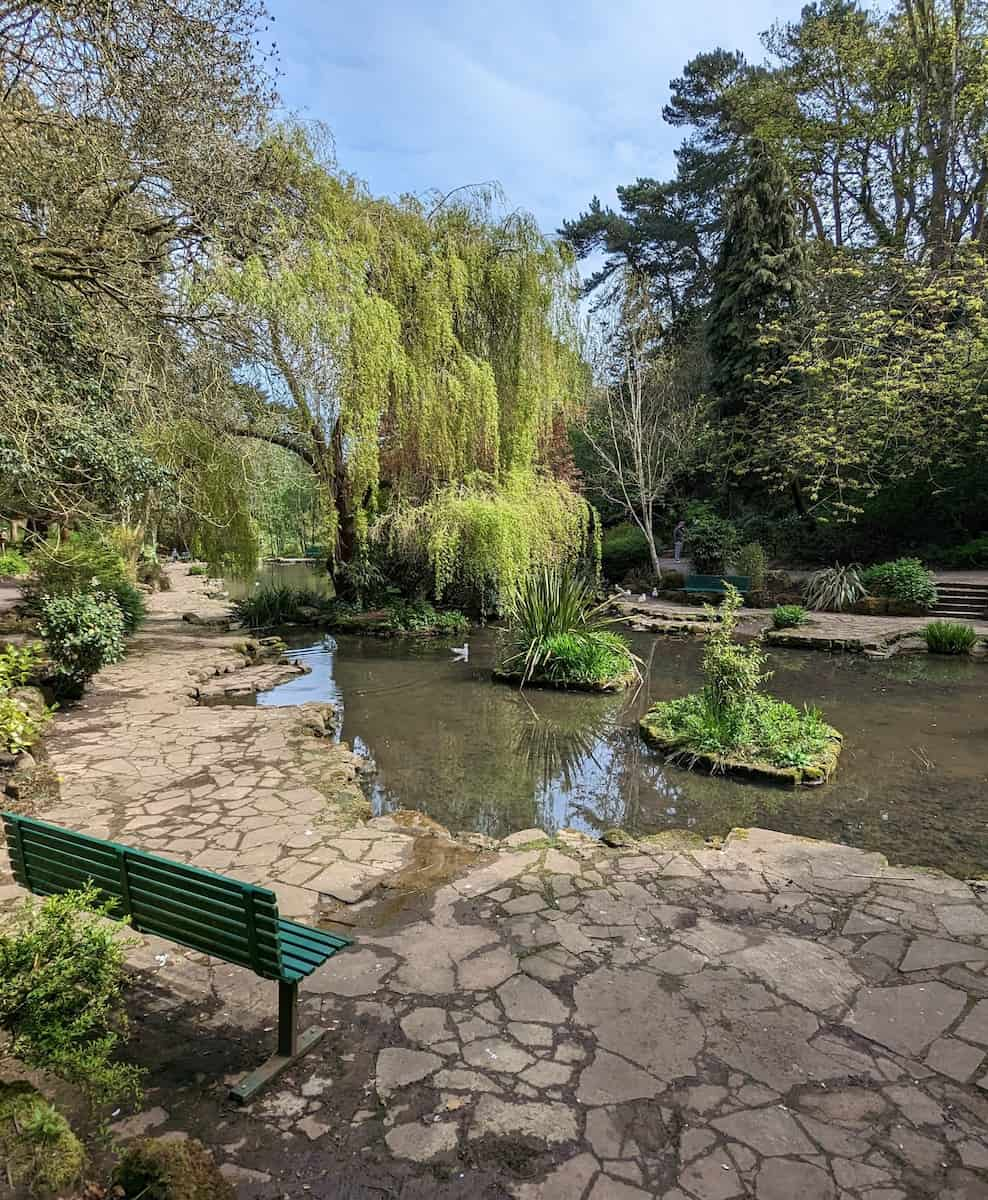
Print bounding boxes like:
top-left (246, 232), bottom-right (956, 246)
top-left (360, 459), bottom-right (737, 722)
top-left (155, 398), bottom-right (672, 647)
top-left (1, 568), bottom-right (988, 1197)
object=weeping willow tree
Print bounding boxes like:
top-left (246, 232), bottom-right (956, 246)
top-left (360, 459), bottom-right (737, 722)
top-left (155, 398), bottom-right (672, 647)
top-left (209, 128), bottom-right (593, 595)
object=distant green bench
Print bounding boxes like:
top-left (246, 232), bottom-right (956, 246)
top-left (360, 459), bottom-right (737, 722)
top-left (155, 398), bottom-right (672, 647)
top-left (685, 574), bottom-right (750, 596)
top-left (1, 812), bottom-right (351, 1103)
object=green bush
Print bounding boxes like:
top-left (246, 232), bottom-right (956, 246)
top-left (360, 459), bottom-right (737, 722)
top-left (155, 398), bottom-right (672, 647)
top-left (773, 604), bottom-right (808, 629)
top-left (736, 542), bottom-right (767, 592)
top-left (0, 887), bottom-right (143, 1103)
top-left (803, 563), bottom-right (867, 612)
top-left (500, 567), bottom-right (637, 686)
top-left (700, 584), bottom-right (765, 736)
top-left (114, 1136), bottom-right (235, 1200)
top-left (232, 585), bottom-right (329, 628)
top-left (601, 523), bottom-right (651, 579)
top-left (26, 528), bottom-right (146, 632)
top-left (188, 564), bottom-right (208, 576)
top-left (861, 558), bottom-right (938, 608)
top-left (685, 507), bottom-right (739, 575)
top-left (661, 569), bottom-right (686, 590)
top-left (38, 590), bottom-right (126, 695)
top-left (923, 621), bottom-right (978, 654)
top-left (384, 599), bottom-right (469, 635)
top-left (0, 549), bottom-right (29, 577)
top-left (940, 534), bottom-right (988, 568)
top-left (0, 1083), bottom-right (86, 1194)
top-left (0, 643), bottom-right (50, 753)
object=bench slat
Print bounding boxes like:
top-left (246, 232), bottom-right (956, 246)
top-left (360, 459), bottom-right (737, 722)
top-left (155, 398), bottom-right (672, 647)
top-left (278, 920), bottom-right (350, 954)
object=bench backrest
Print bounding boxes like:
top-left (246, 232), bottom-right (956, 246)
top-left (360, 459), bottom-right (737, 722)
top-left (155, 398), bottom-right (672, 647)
top-left (685, 575), bottom-right (751, 592)
top-left (2, 812), bottom-right (284, 980)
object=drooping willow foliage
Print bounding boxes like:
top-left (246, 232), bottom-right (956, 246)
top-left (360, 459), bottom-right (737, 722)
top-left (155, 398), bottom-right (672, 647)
top-left (379, 473), bottom-right (600, 613)
top-left (213, 130), bottom-right (593, 582)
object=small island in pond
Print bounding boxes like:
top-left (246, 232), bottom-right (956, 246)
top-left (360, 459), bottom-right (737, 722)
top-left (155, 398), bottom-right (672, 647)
top-left (493, 568), bottom-right (639, 692)
top-left (639, 585), bottom-right (842, 785)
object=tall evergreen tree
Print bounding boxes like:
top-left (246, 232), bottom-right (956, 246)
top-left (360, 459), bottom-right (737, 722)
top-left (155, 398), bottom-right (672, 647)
top-left (707, 139), bottom-right (806, 417)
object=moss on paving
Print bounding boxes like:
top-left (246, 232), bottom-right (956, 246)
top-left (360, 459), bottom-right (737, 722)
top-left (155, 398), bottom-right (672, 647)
top-left (0, 1082), bottom-right (86, 1195)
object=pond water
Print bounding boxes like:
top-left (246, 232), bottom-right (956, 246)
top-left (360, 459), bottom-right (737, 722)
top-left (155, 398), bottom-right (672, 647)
top-left (223, 560), bottom-right (333, 602)
top-left (255, 629), bottom-right (988, 877)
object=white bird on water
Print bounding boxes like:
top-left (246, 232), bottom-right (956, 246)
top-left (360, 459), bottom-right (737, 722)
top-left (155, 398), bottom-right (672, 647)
top-left (451, 642), bottom-right (469, 662)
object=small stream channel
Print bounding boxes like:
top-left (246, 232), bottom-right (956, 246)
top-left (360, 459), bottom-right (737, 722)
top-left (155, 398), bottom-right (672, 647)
top-left (249, 626), bottom-right (988, 878)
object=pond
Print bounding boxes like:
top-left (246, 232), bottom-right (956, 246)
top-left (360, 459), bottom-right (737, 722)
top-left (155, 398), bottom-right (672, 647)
top-left (254, 629), bottom-right (988, 877)
top-left (222, 560), bottom-right (334, 602)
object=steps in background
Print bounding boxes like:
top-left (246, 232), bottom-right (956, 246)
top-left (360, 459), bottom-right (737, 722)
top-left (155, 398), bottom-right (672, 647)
top-left (931, 582), bottom-right (988, 621)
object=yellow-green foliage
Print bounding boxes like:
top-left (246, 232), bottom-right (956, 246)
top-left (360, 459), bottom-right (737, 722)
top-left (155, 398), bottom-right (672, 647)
top-left (382, 472), bottom-right (597, 611)
top-left (214, 132), bottom-right (588, 552)
top-left (0, 1083), bottom-right (86, 1194)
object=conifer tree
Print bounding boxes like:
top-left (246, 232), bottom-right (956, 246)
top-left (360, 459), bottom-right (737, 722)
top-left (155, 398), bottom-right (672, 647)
top-left (707, 139), bottom-right (806, 417)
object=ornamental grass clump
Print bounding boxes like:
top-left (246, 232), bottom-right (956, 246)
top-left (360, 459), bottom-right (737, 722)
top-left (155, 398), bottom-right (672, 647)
top-left (923, 621), bottom-right (978, 655)
top-left (641, 585), bottom-right (840, 779)
top-left (232, 584), bottom-right (328, 628)
top-left (803, 563), bottom-right (867, 612)
top-left (499, 567), bottom-right (638, 688)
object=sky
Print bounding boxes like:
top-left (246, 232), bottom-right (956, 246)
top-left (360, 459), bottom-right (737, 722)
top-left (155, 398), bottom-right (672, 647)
top-left (269, 0), bottom-right (801, 253)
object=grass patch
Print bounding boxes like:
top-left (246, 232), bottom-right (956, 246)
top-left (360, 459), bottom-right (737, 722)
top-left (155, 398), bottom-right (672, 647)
top-left (923, 620), bottom-right (978, 654)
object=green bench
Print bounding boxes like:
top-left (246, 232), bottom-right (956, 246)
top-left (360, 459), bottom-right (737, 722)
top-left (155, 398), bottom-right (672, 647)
top-left (1, 812), bottom-right (351, 1103)
top-left (685, 574), bottom-right (750, 596)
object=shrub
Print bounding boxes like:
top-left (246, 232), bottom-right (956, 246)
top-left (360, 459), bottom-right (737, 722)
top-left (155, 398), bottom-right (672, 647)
top-left (232, 585), bottom-right (329, 628)
top-left (0, 887), bottom-right (143, 1103)
top-left (0, 1083), bottom-right (86, 1194)
top-left (384, 599), bottom-right (469, 635)
top-left (923, 621), bottom-right (978, 654)
top-left (685, 507), bottom-right (739, 575)
top-left (500, 567), bottom-right (637, 686)
top-left (114, 1136), bottom-right (235, 1200)
top-left (803, 563), bottom-right (867, 612)
top-left (736, 542), bottom-right (767, 592)
top-left (26, 528), bottom-right (146, 632)
top-left (0, 643), bottom-right (50, 754)
top-left (188, 564), bottom-right (208, 576)
top-left (773, 604), bottom-right (808, 629)
top-left (940, 534), bottom-right (988, 568)
top-left (38, 590), bottom-right (126, 695)
top-left (620, 567), bottom-right (656, 593)
top-left (601, 523), bottom-right (651, 579)
top-left (0, 549), bottom-right (29, 577)
top-left (861, 558), bottom-right (938, 608)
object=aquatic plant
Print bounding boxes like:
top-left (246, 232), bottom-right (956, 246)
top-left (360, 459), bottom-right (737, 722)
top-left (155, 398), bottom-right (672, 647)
top-left (923, 621), bottom-right (978, 654)
top-left (232, 584), bottom-right (328, 628)
top-left (383, 599), bottom-right (469, 635)
top-left (803, 563), bottom-right (866, 612)
top-left (499, 567), bottom-right (636, 687)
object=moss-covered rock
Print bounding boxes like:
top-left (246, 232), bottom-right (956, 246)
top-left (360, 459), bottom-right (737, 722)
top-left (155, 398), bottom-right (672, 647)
top-left (0, 1082), bottom-right (86, 1196)
top-left (113, 1136), bottom-right (234, 1200)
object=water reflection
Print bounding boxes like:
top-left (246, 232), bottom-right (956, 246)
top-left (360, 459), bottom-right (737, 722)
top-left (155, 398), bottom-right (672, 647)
top-left (254, 629), bottom-right (988, 876)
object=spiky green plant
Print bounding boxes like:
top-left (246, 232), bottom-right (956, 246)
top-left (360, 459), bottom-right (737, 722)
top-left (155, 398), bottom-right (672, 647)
top-left (500, 568), bottom-right (637, 686)
top-left (803, 563), bottom-right (866, 612)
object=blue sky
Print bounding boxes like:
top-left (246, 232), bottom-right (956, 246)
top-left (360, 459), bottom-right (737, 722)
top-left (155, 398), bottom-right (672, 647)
top-left (270, 0), bottom-right (800, 257)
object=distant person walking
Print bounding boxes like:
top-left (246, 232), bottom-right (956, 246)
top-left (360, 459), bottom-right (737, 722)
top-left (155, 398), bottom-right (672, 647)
top-left (673, 519), bottom-right (687, 563)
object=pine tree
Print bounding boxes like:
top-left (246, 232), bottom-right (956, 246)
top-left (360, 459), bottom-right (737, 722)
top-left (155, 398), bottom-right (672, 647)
top-left (707, 139), bottom-right (806, 417)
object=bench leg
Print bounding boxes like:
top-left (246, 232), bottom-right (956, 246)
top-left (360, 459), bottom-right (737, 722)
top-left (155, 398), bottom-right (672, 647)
top-left (229, 981), bottom-right (326, 1104)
